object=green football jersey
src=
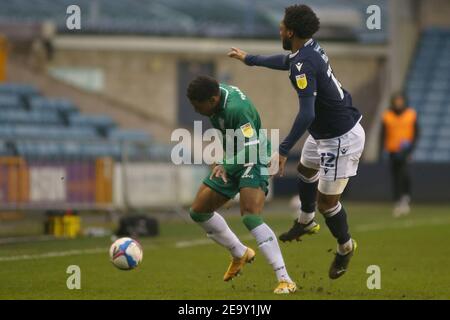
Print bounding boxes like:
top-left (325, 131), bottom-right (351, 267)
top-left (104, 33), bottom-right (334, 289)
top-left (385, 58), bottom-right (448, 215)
top-left (209, 84), bottom-right (270, 174)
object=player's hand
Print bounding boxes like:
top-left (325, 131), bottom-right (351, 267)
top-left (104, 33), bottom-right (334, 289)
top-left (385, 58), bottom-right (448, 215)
top-left (227, 47), bottom-right (247, 62)
top-left (268, 152), bottom-right (287, 177)
top-left (277, 154), bottom-right (288, 177)
top-left (210, 165), bottom-right (228, 183)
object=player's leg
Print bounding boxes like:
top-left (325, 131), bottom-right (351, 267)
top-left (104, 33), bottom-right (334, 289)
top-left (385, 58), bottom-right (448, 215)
top-left (279, 135), bottom-right (321, 242)
top-left (239, 183), bottom-right (296, 294)
top-left (318, 122), bottom-right (365, 279)
top-left (317, 187), bottom-right (356, 279)
top-left (190, 183), bottom-right (248, 262)
top-left (390, 154), bottom-right (401, 203)
top-left (401, 159), bottom-right (412, 212)
top-left (398, 157), bottom-right (411, 215)
top-left (390, 155), bottom-right (404, 216)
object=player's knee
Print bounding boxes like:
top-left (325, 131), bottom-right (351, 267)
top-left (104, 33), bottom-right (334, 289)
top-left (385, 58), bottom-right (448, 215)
top-left (240, 203), bottom-right (261, 215)
top-left (297, 163), bottom-right (318, 179)
top-left (317, 196), bottom-right (339, 214)
top-left (190, 196), bottom-right (212, 218)
top-left (240, 196), bottom-right (263, 215)
top-left (297, 162), bottom-right (307, 174)
top-left (190, 199), bottom-right (206, 214)
top-left (317, 199), bottom-right (339, 215)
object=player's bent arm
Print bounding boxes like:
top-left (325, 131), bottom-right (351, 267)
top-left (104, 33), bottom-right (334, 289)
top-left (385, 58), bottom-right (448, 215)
top-left (244, 54), bottom-right (290, 71)
top-left (279, 96), bottom-right (316, 157)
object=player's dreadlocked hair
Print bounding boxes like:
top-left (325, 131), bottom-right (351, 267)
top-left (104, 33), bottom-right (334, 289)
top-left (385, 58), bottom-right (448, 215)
top-left (283, 4), bottom-right (320, 38)
top-left (187, 75), bottom-right (220, 102)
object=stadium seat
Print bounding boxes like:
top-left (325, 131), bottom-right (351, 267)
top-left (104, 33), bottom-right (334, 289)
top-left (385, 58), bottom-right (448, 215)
top-left (0, 110), bottom-right (63, 125)
top-left (15, 140), bottom-right (123, 159)
top-left (107, 129), bottom-right (151, 142)
top-left (0, 82), bottom-right (167, 160)
top-left (69, 114), bottom-right (116, 129)
top-left (29, 97), bottom-right (78, 113)
top-left (0, 94), bottom-right (24, 110)
top-left (0, 0), bottom-right (387, 42)
top-left (407, 27), bottom-right (450, 162)
top-left (0, 83), bottom-right (39, 97)
top-left (15, 141), bottom-right (62, 158)
top-left (0, 125), bottom-right (100, 141)
top-left (148, 144), bottom-right (172, 162)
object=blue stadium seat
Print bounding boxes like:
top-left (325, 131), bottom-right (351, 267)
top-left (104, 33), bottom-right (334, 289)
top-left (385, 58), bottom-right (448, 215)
top-left (0, 83), bottom-right (39, 97)
top-left (0, 94), bottom-right (23, 110)
top-left (15, 141), bottom-right (62, 158)
top-left (69, 114), bottom-right (116, 129)
top-left (0, 81), bottom-right (174, 160)
top-left (406, 28), bottom-right (450, 162)
top-left (0, 0), bottom-right (387, 42)
top-left (108, 129), bottom-right (151, 142)
top-left (0, 110), bottom-right (62, 125)
top-left (15, 140), bottom-right (123, 159)
top-left (0, 125), bottom-right (100, 141)
top-left (436, 140), bottom-right (450, 150)
top-left (80, 143), bottom-right (122, 159)
top-left (420, 127), bottom-right (436, 138)
top-left (30, 97), bottom-right (78, 113)
top-left (148, 144), bottom-right (172, 162)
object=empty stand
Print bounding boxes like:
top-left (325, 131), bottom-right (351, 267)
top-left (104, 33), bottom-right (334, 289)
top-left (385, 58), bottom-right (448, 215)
top-left (407, 28), bottom-right (450, 162)
top-left (0, 83), bottom-right (169, 160)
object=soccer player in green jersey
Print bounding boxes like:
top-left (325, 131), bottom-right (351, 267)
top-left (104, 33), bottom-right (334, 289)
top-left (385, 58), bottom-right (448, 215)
top-left (186, 76), bottom-right (296, 294)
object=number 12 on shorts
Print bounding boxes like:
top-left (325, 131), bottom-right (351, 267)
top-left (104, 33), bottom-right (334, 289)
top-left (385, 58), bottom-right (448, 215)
top-left (320, 152), bottom-right (336, 168)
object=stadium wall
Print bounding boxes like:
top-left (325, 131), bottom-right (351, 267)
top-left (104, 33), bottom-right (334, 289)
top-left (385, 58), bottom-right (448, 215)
top-left (50, 36), bottom-right (387, 143)
top-left (419, 0), bottom-right (450, 27)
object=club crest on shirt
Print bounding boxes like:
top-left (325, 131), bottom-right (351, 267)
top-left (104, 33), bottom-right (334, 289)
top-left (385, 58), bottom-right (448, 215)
top-left (296, 73), bottom-right (307, 90)
top-left (240, 122), bottom-right (254, 138)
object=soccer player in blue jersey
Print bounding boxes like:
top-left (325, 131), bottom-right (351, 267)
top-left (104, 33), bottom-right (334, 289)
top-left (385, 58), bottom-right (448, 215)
top-left (228, 4), bottom-right (365, 279)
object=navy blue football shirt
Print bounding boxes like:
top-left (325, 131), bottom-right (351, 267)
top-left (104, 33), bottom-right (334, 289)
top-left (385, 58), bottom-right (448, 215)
top-left (245, 39), bottom-right (362, 156)
top-left (287, 39), bottom-right (361, 140)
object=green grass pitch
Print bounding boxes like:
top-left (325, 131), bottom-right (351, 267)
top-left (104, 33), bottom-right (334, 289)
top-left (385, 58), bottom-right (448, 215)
top-left (0, 202), bottom-right (449, 300)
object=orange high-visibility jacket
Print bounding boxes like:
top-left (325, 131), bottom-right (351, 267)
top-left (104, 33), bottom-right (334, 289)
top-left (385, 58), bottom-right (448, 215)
top-left (382, 108), bottom-right (417, 153)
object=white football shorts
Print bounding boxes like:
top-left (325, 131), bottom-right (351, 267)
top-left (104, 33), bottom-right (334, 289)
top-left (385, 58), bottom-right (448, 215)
top-left (300, 122), bottom-right (365, 188)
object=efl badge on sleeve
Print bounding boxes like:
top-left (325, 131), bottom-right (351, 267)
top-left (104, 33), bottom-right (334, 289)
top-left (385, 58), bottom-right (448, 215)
top-left (240, 122), bottom-right (254, 138)
top-left (296, 74), bottom-right (307, 89)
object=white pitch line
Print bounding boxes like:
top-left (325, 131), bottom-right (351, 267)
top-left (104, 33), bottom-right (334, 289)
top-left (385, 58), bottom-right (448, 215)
top-left (0, 248), bottom-right (105, 262)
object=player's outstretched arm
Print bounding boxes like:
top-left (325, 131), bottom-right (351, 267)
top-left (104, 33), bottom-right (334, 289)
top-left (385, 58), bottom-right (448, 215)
top-left (228, 47), bottom-right (289, 71)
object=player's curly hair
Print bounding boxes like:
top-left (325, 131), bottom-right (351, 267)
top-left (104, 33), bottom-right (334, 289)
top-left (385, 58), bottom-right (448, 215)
top-left (283, 4), bottom-right (320, 38)
top-left (186, 75), bottom-right (220, 102)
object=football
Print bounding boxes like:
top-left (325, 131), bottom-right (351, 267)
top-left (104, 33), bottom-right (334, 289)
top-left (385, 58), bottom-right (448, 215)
top-left (109, 237), bottom-right (143, 270)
